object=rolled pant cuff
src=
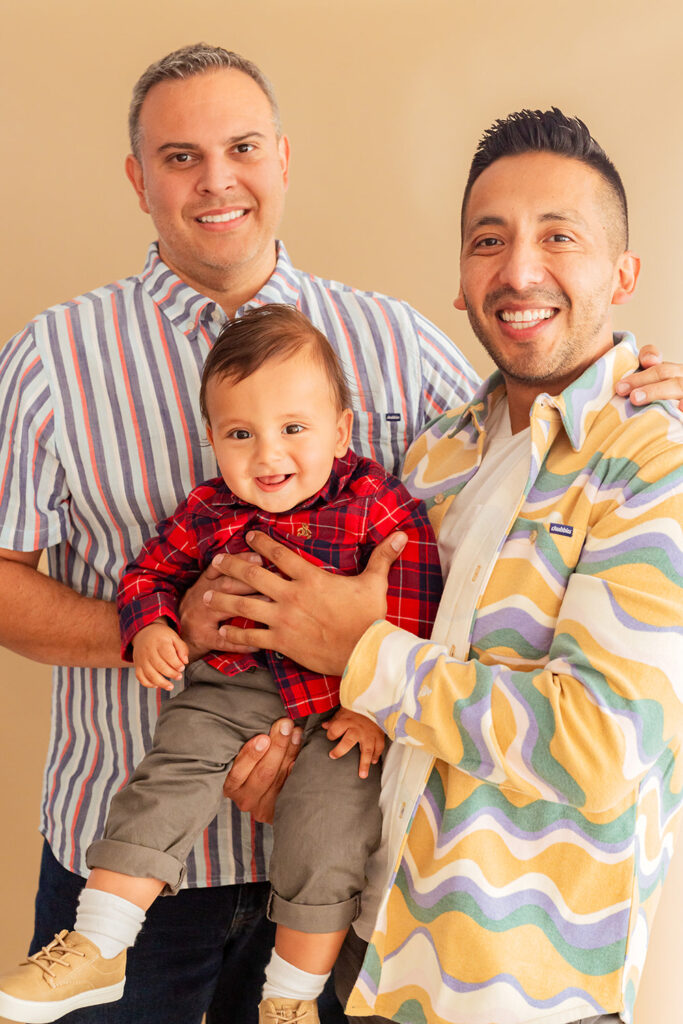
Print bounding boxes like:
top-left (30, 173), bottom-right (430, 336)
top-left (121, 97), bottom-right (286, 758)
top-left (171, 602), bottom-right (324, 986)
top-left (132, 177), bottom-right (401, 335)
top-left (87, 839), bottom-right (185, 895)
top-left (267, 889), bottom-right (360, 933)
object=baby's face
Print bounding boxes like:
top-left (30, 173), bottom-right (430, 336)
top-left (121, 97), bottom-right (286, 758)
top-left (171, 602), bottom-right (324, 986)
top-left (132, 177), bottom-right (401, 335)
top-left (205, 348), bottom-right (353, 513)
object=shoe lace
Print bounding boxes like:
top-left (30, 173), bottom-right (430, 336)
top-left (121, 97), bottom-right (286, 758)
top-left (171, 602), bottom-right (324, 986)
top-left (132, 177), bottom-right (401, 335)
top-left (22, 931), bottom-right (86, 984)
top-left (262, 1008), bottom-right (311, 1023)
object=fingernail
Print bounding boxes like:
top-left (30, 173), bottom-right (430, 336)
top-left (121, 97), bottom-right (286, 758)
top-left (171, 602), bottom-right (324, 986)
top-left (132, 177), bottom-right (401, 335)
top-left (212, 554), bottom-right (224, 567)
top-left (247, 554), bottom-right (262, 564)
top-left (615, 381), bottom-right (629, 394)
top-left (255, 737), bottom-right (268, 752)
top-left (280, 720), bottom-right (293, 736)
top-left (632, 389), bottom-right (646, 403)
top-left (390, 533), bottom-right (407, 552)
top-left (292, 731), bottom-right (302, 745)
top-left (203, 590), bottom-right (213, 604)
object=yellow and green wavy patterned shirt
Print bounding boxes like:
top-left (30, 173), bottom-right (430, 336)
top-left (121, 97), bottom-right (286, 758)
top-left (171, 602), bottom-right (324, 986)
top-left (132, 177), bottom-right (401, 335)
top-left (342, 334), bottom-right (683, 1024)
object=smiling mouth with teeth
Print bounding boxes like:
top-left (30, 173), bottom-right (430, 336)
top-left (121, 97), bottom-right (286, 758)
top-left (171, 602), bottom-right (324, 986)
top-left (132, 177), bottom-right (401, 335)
top-left (197, 210), bottom-right (247, 224)
top-left (498, 308), bottom-right (557, 324)
top-left (256, 474), bottom-right (293, 487)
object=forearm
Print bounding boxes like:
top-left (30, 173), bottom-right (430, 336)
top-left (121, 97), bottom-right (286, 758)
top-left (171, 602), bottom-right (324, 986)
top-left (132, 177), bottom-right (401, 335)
top-left (342, 576), bottom-right (683, 815)
top-left (0, 559), bottom-right (125, 667)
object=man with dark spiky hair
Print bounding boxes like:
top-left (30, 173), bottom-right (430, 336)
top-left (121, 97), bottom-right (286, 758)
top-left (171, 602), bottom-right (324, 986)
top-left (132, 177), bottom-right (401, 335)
top-left (205, 109), bottom-right (683, 1024)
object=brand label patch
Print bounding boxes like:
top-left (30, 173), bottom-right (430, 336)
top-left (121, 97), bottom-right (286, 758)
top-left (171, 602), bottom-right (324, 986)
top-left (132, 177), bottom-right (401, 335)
top-left (549, 523), bottom-right (574, 537)
top-left (385, 413), bottom-right (401, 422)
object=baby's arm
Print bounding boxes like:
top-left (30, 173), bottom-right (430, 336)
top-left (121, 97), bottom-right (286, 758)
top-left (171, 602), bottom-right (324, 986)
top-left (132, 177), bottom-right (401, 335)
top-left (132, 619), bottom-right (189, 691)
top-left (322, 708), bottom-right (385, 779)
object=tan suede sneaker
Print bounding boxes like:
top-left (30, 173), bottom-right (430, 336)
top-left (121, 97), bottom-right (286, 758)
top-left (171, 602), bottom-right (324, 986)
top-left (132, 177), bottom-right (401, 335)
top-left (0, 930), bottom-right (126, 1023)
top-left (258, 996), bottom-right (320, 1023)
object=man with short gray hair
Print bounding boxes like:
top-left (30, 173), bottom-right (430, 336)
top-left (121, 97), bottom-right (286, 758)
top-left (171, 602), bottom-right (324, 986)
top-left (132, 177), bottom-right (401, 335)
top-left (0, 43), bottom-right (480, 1024)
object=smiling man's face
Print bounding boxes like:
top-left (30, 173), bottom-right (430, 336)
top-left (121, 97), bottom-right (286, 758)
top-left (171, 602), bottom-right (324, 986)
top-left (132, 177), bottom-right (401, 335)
top-left (455, 151), bottom-right (638, 426)
top-left (125, 68), bottom-right (289, 308)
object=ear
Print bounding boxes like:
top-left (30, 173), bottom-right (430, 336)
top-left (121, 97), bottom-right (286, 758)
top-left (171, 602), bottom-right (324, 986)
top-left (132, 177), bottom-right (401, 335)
top-left (205, 423), bottom-right (216, 454)
top-left (125, 154), bottom-right (150, 214)
top-left (611, 251), bottom-right (640, 306)
top-left (278, 135), bottom-right (291, 190)
top-left (453, 283), bottom-right (467, 311)
top-left (334, 408), bottom-right (354, 457)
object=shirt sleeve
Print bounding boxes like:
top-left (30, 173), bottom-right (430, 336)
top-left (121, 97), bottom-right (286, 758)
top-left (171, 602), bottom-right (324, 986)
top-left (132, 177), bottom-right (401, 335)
top-left (406, 305), bottom-right (480, 425)
top-left (117, 501), bottom-right (204, 659)
top-left (364, 477), bottom-right (442, 640)
top-left (0, 325), bottom-right (71, 552)
top-left (343, 437), bottom-right (683, 815)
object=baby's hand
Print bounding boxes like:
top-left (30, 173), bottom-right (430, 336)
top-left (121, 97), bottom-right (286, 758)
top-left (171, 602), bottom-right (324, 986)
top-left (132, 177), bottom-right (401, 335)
top-left (132, 621), bottom-right (189, 691)
top-left (322, 708), bottom-right (385, 779)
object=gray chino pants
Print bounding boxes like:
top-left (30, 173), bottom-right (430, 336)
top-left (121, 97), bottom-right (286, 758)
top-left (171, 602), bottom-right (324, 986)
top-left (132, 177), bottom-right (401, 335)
top-left (88, 664), bottom-right (382, 933)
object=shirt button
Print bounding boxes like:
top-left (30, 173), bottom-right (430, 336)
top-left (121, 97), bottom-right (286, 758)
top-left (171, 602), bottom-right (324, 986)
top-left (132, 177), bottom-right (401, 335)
top-left (434, 493), bottom-right (445, 505)
top-left (274, 652), bottom-right (284, 660)
top-left (211, 308), bottom-right (223, 324)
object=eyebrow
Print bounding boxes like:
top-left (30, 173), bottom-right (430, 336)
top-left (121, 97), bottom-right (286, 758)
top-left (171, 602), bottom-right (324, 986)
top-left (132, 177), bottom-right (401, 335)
top-left (465, 209), bottom-right (590, 233)
top-left (156, 132), bottom-right (267, 153)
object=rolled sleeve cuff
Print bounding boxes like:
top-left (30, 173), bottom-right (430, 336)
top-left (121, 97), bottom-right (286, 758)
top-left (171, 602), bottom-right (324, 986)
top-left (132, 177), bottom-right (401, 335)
top-left (340, 619), bottom-right (410, 725)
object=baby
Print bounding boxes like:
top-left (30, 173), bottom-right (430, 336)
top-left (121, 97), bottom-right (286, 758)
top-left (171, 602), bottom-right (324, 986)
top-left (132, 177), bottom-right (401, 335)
top-left (0, 304), bottom-right (442, 1024)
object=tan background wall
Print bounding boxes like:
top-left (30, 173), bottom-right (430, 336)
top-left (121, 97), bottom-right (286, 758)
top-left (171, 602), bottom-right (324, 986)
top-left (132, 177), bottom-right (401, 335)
top-left (2, 1), bottom-right (682, 1020)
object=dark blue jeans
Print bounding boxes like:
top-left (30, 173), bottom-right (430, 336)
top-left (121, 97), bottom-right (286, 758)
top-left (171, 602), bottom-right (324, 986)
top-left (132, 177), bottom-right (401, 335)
top-left (30, 841), bottom-right (346, 1024)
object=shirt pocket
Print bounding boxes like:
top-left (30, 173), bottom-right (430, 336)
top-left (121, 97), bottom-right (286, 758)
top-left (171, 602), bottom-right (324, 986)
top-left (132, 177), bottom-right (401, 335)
top-left (350, 410), bottom-right (409, 477)
top-left (471, 518), bottom-right (587, 663)
top-left (499, 516), bottom-right (587, 588)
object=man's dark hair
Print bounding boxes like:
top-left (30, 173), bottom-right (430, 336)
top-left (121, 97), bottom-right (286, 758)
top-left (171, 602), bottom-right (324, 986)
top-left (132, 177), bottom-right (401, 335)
top-left (461, 107), bottom-right (628, 249)
top-left (200, 304), bottom-right (351, 421)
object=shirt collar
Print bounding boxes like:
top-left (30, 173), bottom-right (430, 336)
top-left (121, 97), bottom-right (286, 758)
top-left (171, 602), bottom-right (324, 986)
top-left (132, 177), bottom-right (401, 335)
top-left (236, 241), bottom-right (302, 313)
top-left (199, 451), bottom-right (359, 518)
top-left (453, 332), bottom-right (640, 452)
top-left (535, 331), bottom-right (639, 451)
top-left (140, 240), bottom-right (302, 336)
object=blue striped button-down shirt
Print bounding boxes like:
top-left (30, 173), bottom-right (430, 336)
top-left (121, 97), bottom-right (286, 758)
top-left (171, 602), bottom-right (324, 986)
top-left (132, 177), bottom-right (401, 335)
top-left (0, 242), bottom-right (479, 885)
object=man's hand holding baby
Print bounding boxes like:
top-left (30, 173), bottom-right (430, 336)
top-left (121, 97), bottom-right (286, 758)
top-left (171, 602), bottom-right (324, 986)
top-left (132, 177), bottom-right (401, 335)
top-left (204, 529), bottom-right (407, 676)
top-left (178, 551), bottom-right (264, 662)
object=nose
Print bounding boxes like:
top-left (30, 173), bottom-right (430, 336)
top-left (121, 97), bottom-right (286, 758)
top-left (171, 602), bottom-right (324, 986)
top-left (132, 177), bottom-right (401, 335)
top-left (254, 433), bottom-right (284, 468)
top-left (196, 153), bottom-right (238, 195)
top-left (496, 238), bottom-right (545, 292)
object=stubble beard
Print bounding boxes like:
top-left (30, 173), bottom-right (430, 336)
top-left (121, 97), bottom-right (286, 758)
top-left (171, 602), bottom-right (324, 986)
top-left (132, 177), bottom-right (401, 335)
top-left (464, 286), bottom-right (611, 387)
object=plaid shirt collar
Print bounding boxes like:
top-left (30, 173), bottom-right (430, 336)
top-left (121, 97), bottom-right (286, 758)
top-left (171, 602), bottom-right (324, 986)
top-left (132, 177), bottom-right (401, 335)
top-left (193, 451), bottom-right (359, 519)
top-left (140, 241), bottom-right (301, 336)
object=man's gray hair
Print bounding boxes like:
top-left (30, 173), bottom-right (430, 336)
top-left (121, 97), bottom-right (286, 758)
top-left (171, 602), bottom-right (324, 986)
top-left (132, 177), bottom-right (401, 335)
top-left (128, 43), bottom-right (282, 157)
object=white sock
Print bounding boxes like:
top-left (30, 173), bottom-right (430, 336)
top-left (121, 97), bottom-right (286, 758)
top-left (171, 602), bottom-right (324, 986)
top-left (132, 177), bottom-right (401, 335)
top-left (74, 887), bottom-right (146, 959)
top-left (261, 949), bottom-right (329, 1002)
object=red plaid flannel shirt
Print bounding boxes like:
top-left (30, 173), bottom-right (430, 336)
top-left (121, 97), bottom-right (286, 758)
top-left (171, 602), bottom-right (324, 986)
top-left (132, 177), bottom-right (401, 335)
top-left (118, 450), bottom-right (442, 717)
